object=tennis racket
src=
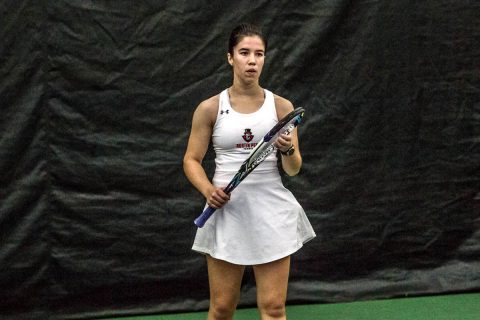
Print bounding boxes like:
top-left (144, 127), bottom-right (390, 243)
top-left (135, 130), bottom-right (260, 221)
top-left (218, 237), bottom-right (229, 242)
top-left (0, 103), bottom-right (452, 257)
top-left (194, 107), bottom-right (305, 227)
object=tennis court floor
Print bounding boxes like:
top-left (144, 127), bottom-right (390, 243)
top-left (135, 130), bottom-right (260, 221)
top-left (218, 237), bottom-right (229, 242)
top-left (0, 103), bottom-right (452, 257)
top-left (103, 292), bottom-right (479, 320)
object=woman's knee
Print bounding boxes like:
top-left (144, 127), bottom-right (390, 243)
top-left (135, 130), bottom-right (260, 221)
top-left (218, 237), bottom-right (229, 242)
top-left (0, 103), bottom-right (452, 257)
top-left (257, 297), bottom-right (286, 318)
top-left (209, 299), bottom-right (237, 319)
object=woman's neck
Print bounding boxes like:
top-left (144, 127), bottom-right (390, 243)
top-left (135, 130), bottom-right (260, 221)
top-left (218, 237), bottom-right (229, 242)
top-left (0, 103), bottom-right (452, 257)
top-left (229, 81), bottom-right (263, 98)
top-left (228, 82), bottom-right (265, 114)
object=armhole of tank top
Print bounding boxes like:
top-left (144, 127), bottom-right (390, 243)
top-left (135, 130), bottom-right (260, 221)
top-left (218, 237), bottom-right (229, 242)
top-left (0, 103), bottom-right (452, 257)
top-left (212, 90), bottom-right (227, 130)
top-left (267, 90), bottom-right (279, 122)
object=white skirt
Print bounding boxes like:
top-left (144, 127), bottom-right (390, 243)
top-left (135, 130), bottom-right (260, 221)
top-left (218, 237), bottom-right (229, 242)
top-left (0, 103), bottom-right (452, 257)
top-left (192, 169), bottom-right (316, 265)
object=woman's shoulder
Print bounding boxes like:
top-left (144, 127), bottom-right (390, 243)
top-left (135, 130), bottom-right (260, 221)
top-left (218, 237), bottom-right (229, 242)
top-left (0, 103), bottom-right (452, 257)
top-left (195, 93), bottom-right (221, 125)
top-left (272, 93), bottom-right (294, 119)
top-left (198, 94), bottom-right (220, 110)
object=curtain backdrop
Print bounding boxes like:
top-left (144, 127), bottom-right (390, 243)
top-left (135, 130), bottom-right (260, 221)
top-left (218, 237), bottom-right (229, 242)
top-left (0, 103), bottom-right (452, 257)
top-left (0, 1), bottom-right (479, 319)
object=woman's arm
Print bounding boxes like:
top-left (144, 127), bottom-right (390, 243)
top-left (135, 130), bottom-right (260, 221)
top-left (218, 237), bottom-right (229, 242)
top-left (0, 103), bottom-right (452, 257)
top-left (183, 98), bottom-right (230, 208)
top-left (274, 96), bottom-right (302, 176)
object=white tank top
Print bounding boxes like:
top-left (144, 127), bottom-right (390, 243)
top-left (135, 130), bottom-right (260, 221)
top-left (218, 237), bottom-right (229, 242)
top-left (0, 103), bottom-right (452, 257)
top-left (212, 89), bottom-right (278, 173)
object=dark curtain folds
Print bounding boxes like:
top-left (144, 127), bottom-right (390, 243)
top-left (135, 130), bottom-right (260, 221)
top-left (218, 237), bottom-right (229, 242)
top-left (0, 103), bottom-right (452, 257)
top-left (0, 0), bottom-right (479, 319)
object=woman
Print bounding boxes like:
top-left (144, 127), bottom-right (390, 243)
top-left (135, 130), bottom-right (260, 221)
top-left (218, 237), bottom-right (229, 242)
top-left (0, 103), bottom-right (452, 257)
top-left (183, 23), bottom-right (315, 320)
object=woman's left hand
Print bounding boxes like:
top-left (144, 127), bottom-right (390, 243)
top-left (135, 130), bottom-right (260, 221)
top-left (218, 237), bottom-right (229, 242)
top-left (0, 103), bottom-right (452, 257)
top-left (275, 133), bottom-right (293, 153)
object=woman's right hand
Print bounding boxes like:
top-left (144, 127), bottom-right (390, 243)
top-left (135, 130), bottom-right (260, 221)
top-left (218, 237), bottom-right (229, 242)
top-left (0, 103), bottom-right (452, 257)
top-left (206, 187), bottom-right (230, 209)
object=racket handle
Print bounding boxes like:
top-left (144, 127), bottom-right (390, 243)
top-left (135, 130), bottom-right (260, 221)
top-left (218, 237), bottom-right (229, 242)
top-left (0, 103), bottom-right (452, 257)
top-left (194, 206), bottom-right (216, 228)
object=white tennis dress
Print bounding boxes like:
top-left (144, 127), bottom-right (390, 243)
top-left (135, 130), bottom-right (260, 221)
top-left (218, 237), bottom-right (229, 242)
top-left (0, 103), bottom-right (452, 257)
top-left (192, 89), bottom-right (315, 265)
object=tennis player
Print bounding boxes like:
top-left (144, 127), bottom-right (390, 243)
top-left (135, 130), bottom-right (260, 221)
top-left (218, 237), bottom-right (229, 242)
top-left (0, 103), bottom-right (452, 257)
top-left (183, 23), bottom-right (315, 320)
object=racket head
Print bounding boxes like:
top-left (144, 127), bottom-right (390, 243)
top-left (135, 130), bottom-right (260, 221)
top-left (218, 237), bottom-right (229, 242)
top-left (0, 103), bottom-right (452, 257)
top-left (264, 107), bottom-right (305, 142)
top-left (243, 107), bottom-right (305, 173)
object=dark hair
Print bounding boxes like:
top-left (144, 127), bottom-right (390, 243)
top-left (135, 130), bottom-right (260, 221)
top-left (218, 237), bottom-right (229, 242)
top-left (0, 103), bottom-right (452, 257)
top-left (228, 23), bottom-right (267, 55)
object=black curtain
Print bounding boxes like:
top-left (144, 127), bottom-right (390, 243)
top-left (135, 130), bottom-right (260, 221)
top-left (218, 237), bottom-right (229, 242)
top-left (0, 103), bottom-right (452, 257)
top-left (1, 1), bottom-right (479, 319)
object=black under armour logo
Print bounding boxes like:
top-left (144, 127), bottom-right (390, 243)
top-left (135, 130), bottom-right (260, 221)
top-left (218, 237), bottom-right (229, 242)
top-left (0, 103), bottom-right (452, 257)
top-left (220, 109), bottom-right (230, 115)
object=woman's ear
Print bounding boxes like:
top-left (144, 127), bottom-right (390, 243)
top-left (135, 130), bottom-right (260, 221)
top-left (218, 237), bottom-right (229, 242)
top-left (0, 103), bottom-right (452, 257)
top-left (227, 53), bottom-right (233, 66)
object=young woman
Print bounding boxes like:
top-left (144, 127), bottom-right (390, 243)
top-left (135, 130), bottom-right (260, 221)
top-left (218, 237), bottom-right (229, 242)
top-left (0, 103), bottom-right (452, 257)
top-left (183, 23), bottom-right (315, 320)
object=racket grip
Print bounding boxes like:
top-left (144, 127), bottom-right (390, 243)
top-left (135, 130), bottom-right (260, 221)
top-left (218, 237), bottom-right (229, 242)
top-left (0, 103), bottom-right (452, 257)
top-left (194, 206), bottom-right (216, 228)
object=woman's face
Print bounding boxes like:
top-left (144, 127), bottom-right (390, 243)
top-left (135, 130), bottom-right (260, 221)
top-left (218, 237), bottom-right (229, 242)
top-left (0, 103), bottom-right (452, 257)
top-left (228, 35), bottom-right (265, 83)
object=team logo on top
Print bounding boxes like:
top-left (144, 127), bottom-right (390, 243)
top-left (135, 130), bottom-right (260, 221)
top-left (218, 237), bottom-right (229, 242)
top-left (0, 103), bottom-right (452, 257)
top-left (237, 128), bottom-right (257, 149)
top-left (242, 129), bottom-right (254, 142)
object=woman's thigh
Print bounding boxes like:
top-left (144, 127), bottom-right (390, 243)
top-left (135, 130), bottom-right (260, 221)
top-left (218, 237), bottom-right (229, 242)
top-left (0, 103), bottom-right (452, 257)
top-left (253, 256), bottom-right (290, 306)
top-left (207, 255), bottom-right (245, 306)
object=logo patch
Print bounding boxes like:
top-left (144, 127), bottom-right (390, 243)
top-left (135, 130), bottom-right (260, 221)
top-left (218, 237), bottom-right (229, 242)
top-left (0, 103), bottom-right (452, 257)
top-left (242, 129), bottom-right (254, 142)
